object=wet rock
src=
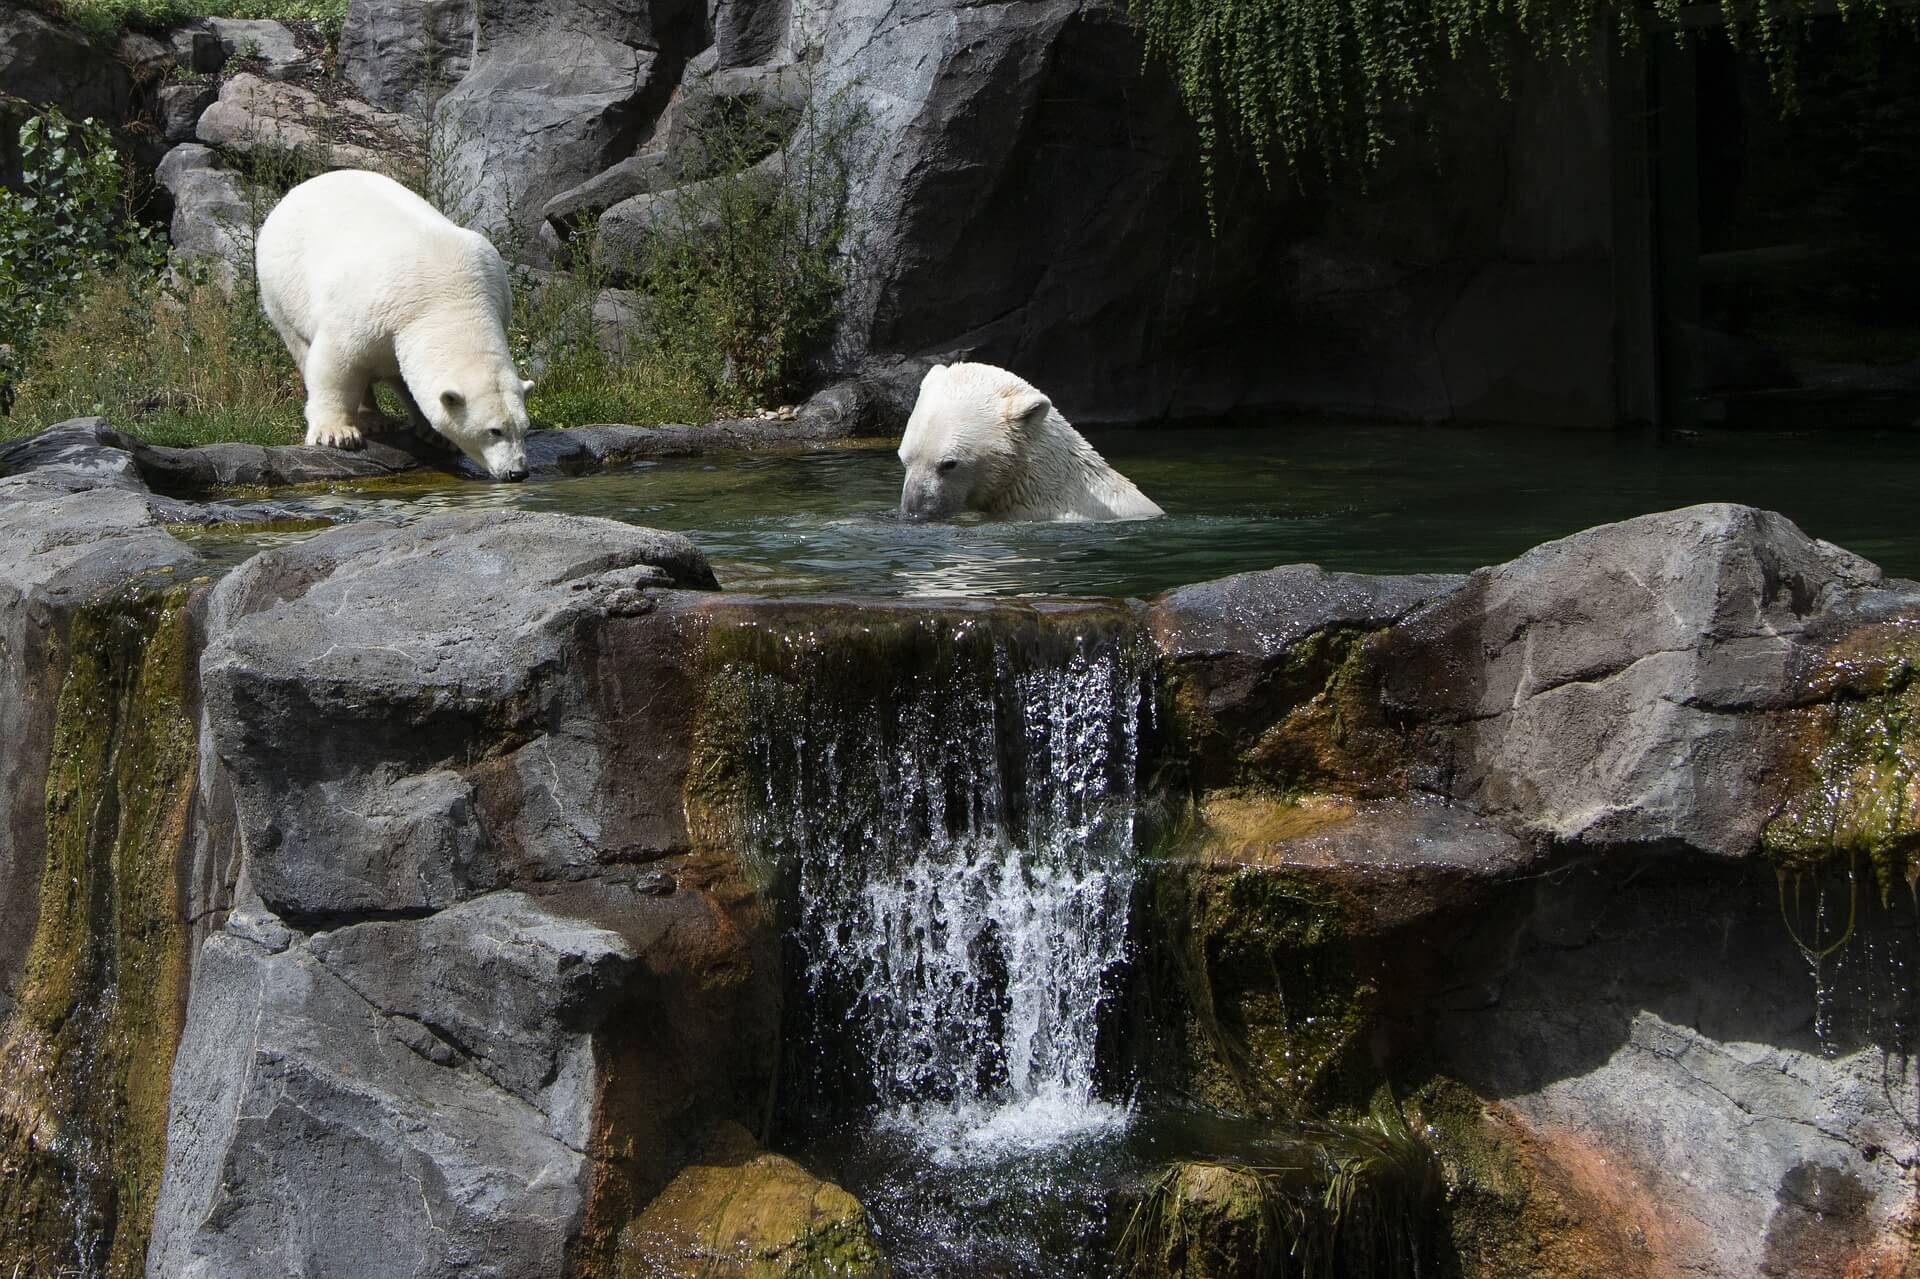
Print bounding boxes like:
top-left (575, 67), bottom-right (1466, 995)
top-left (1149, 564), bottom-right (1463, 794)
top-left (1129, 1162), bottom-right (1270, 1279)
top-left (0, 448), bottom-right (209, 1273)
top-left (789, 359), bottom-right (934, 438)
top-left (1415, 865), bottom-right (1920, 1279)
top-left (619, 1122), bottom-right (886, 1277)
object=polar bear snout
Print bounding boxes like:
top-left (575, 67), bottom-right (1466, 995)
top-left (898, 467), bottom-right (961, 521)
top-left (477, 433), bottom-right (530, 483)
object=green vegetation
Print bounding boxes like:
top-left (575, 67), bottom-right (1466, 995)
top-left (43, 0), bottom-right (348, 44)
top-left (508, 227), bottom-right (724, 431)
top-left (0, 109), bottom-right (154, 416)
top-left (5, 261), bottom-right (304, 446)
top-left (1116, 1094), bottom-right (1445, 1279)
top-left (1, 72), bottom-right (866, 444)
top-left (1129, 0), bottom-right (1912, 208)
top-left (632, 79), bottom-right (868, 412)
top-left (1144, 859), bottom-right (1376, 1118)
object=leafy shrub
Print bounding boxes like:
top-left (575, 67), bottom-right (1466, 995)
top-left (508, 232), bottom-right (720, 429)
top-left (49, 0), bottom-right (350, 45)
top-left (0, 109), bottom-right (152, 415)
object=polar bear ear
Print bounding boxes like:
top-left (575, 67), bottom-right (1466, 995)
top-left (521, 379), bottom-right (535, 395)
top-left (1000, 388), bottom-right (1051, 429)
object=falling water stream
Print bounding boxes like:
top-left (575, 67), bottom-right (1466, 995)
top-left (726, 615), bottom-right (1156, 1273)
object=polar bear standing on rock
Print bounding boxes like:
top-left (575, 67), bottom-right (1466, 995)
top-left (255, 169), bottom-right (533, 481)
top-left (896, 363), bottom-right (1164, 522)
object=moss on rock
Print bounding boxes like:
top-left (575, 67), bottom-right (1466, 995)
top-left (1138, 851), bottom-right (1377, 1119)
top-left (1404, 1075), bottom-right (1674, 1278)
top-left (1764, 621), bottom-right (1920, 907)
top-left (1161, 623), bottom-right (1410, 801)
top-left (0, 584), bottom-right (199, 1277)
top-left (617, 1123), bottom-right (887, 1278)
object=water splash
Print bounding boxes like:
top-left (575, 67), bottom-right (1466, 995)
top-left (731, 618), bottom-right (1151, 1161)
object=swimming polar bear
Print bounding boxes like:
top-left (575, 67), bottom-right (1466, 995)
top-left (896, 362), bottom-right (1163, 522)
top-left (255, 169), bottom-right (533, 481)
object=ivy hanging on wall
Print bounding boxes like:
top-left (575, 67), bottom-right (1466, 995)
top-left (1127, 0), bottom-right (1906, 209)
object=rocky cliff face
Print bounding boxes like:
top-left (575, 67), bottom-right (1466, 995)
top-left (2, 0), bottom-right (1623, 427)
top-left (0, 419), bottom-right (1914, 1276)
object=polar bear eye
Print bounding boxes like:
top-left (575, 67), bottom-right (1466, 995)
top-left (488, 428), bottom-right (505, 439)
top-left (937, 459), bottom-right (959, 473)
top-left (440, 390), bottom-right (465, 409)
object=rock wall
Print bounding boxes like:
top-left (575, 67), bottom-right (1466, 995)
top-left (353, 0), bottom-right (1622, 426)
top-left (2, 0), bottom-right (1626, 427)
top-left (1, 419), bottom-right (1915, 1276)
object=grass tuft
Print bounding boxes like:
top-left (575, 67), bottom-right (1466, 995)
top-left (1116, 1093), bottom-right (1446, 1279)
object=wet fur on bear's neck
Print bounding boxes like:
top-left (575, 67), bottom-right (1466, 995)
top-left (990, 404), bottom-right (1161, 521)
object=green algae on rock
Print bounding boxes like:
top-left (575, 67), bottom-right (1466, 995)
top-left (618, 1123), bottom-right (887, 1278)
top-left (0, 584), bottom-right (200, 1278)
top-left (1136, 854), bottom-right (1378, 1119)
top-left (1763, 618), bottom-right (1920, 910)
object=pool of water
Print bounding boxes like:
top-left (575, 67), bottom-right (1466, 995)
top-left (198, 424), bottom-right (1920, 596)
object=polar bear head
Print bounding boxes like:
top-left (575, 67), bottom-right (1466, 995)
top-left (427, 362), bottom-right (534, 482)
top-left (896, 363), bottom-right (1051, 521)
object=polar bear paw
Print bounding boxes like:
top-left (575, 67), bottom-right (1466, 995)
top-left (306, 421), bottom-right (366, 450)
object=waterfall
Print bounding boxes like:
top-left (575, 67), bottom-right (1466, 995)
top-left (730, 615), bottom-right (1152, 1165)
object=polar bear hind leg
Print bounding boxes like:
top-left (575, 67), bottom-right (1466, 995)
top-left (300, 331), bottom-right (368, 450)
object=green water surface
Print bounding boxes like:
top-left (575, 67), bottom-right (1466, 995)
top-left (202, 424), bottom-right (1920, 596)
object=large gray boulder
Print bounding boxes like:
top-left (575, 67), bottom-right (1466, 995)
top-left (196, 510), bottom-right (717, 919)
top-left (170, 17), bottom-right (319, 80)
top-left (156, 82), bottom-right (218, 143)
top-left (148, 512), bottom-right (781, 1276)
top-left (434, 0), bottom-right (700, 252)
top-left (195, 72), bottom-right (422, 174)
top-left (154, 144), bottom-right (257, 284)
top-left (1381, 503), bottom-right (1887, 857)
top-left (338, 0), bottom-right (476, 112)
top-left (147, 928), bottom-right (587, 1278)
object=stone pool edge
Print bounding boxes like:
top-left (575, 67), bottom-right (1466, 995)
top-left (2, 417), bottom-right (1918, 1278)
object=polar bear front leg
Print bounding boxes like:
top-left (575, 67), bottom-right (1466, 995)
top-left (301, 333), bottom-right (368, 450)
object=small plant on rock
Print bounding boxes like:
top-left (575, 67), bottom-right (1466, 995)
top-left (637, 74), bottom-right (870, 412)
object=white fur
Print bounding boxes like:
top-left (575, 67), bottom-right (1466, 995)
top-left (255, 169), bottom-right (533, 481)
top-left (896, 363), bottom-right (1164, 522)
